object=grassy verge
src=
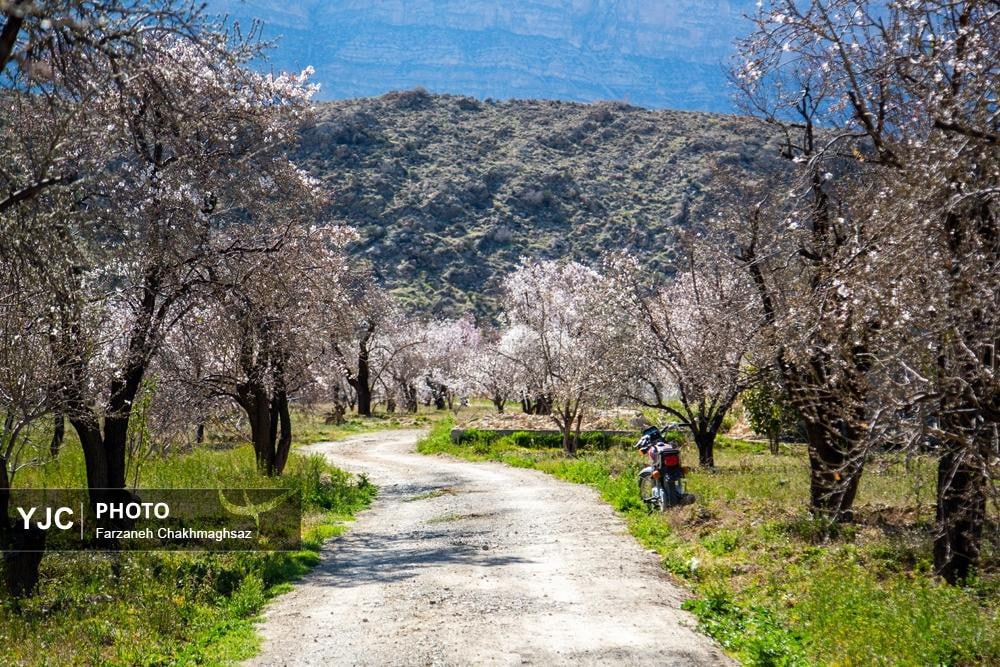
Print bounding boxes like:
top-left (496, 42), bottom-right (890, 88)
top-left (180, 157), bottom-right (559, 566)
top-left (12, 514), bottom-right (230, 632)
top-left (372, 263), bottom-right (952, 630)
top-left (1, 418), bottom-right (378, 665)
top-left (287, 408), bottom-right (437, 446)
top-left (418, 418), bottom-right (999, 666)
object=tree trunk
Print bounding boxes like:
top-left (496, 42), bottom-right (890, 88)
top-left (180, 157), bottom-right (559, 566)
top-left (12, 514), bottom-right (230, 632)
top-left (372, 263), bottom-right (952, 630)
top-left (104, 372), bottom-right (145, 490)
top-left (780, 350), bottom-right (868, 524)
top-left (272, 388), bottom-right (293, 476)
top-left (403, 383), bottom-right (418, 413)
top-left (1, 462), bottom-right (46, 598)
top-left (58, 335), bottom-right (141, 500)
top-left (195, 423), bottom-right (205, 444)
top-left (102, 416), bottom-right (129, 489)
top-left (802, 419), bottom-right (864, 522)
top-left (355, 377), bottom-right (372, 416)
top-left (573, 412), bottom-right (582, 454)
top-left (0, 461), bottom-right (8, 540)
top-left (929, 206), bottom-right (994, 583)
top-left (425, 380), bottom-right (448, 410)
top-left (693, 430), bottom-right (716, 468)
top-left (64, 344), bottom-right (148, 495)
top-left (50, 266), bottom-right (159, 542)
top-left (0, 459), bottom-right (10, 550)
top-left (355, 337), bottom-right (372, 416)
top-left (100, 266), bottom-right (160, 490)
top-left (492, 395), bottom-right (505, 413)
top-left (70, 412), bottom-right (109, 494)
top-left (2, 526), bottom-right (46, 599)
top-left (529, 394), bottom-right (552, 415)
top-left (236, 362), bottom-right (293, 477)
top-left (933, 442), bottom-right (987, 584)
top-left (239, 381), bottom-right (275, 475)
top-left (49, 412), bottom-right (64, 458)
top-left (558, 408), bottom-right (578, 455)
top-left (689, 410), bottom-right (729, 468)
top-left (768, 427), bottom-right (780, 455)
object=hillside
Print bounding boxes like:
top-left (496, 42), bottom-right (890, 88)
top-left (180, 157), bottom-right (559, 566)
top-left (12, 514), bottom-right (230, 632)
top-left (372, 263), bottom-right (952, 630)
top-left (208, 0), bottom-right (756, 111)
top-left (298, 92), bottom-right (781, 316)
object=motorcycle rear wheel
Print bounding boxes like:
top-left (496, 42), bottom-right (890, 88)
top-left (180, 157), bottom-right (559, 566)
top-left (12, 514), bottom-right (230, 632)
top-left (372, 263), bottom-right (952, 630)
top-left (663, 479), bottom-right (684, 507)
top-left (638, 474), bottom-right (657, 510)
top-left (657, 483), bottom-right (669, 511)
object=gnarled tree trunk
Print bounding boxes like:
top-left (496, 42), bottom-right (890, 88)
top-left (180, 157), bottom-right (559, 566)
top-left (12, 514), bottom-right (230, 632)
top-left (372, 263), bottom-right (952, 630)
top-left (49, 412), bottom-right (64, 457)
top-left (238, 379), bottom-right (274, 474)
top-left (57, 264), bottom-right (164, 507)
top-left (236, 375), bottom-right (293, 477)
top-left (1, 462), bottom-right (46, 598)
top-left (781, 345), bottom-right (870, 523)
top-left (354, 348), bottom-right (372, 416)
top-left (350, 325), bottom-right (375, 416)
top-left (523, 393), bottom-right (552, 416)
top-left (802, 420), bottom-right (864, 522)
top-left (401, 382), bottom-right (418, 413)
top-left (272, 378), bottom-right (293, 475)
top-left (930, 207), bottom-right (997, 583)
top-left (692, 431), bottom-right (716, 468)
top-left (934, 441), bottom-right (987, 584)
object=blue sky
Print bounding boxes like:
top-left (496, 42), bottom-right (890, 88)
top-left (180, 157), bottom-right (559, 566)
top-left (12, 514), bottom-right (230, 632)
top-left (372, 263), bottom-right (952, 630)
top-left (206, 1), bottom-right (755, 112)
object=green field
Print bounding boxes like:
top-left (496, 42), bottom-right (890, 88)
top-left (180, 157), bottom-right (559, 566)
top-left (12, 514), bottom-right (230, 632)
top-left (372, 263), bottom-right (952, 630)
top-left (6, 407), bottom-right (997, 666)
top-left (419, 419), bottom-right (1000, 666)
top-left (0, 412), bottom-right (380, 666)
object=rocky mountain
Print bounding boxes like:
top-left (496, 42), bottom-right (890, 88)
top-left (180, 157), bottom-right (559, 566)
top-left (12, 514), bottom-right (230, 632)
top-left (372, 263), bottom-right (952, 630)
top-left (208, 0), bottom-right (756, 112)
top-left (297, 92), bottom-right (781, 316)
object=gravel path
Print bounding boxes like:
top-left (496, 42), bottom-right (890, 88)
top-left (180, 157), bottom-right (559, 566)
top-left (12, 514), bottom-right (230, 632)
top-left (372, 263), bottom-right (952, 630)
top-left (248, 430), bottom-right (732, 666)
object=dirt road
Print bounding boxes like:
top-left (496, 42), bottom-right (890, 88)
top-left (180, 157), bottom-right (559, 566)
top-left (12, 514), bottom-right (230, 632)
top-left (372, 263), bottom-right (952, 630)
top-left (249, 430), bottom-right (732, 666)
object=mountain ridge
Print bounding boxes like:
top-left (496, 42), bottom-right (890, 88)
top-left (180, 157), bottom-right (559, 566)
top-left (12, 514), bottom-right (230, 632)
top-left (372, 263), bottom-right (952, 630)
top-left (297, 92), bottom-right (781, 316)
top-left (208, 0), bottom-right (756, 112)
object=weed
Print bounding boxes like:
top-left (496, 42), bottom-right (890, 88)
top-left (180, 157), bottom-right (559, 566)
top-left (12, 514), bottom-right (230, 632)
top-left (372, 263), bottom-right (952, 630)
top-left (405, 487), bottom-right (457, 502)
top-left (1, 415), bottom-right (378, 665)
top-left (420, 417), bottom-right (999, 666)
top-left (702, 530), bottom-right (740, 556)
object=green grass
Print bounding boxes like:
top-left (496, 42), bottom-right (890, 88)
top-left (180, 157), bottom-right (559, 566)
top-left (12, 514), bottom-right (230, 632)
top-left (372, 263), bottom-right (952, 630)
top-left (287, 407), bottom-right (435, 446)
top-left (454, 427), bottom-right (636, 451)
top-left (418, 418), bottom-right (1000, 666)
top-left (1, 413), bottom-right (378, 666)
top-left (403, 488), bottom-right (457, 502)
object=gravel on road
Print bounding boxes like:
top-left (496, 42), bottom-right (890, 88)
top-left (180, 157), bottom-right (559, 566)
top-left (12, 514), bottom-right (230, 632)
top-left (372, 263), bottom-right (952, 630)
top-left (248, 429), bottom-right (733, 666)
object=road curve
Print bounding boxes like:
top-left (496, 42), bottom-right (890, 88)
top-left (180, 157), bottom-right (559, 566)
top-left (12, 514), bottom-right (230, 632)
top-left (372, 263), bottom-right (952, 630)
top-left (248, 429), bottom-right (732, 666)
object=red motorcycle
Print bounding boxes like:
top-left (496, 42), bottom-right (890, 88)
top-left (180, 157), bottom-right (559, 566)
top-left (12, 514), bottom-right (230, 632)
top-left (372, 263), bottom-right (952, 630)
top-left (636, 425), bottom-right (695, 511)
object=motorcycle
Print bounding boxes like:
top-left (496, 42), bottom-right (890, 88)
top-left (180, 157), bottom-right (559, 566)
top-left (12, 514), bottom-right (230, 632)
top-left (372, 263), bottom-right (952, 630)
top-left (636, 424), bottom-right (695, 511)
